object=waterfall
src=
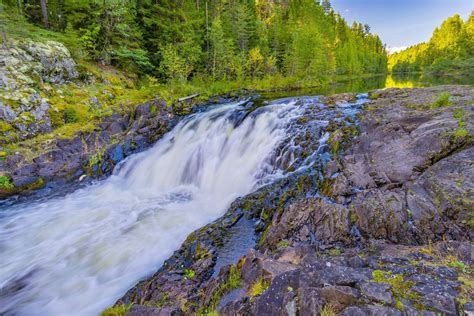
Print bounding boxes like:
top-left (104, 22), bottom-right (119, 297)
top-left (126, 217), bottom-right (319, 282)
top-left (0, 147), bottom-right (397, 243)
top-left (0, 98), bottom-right (329, 315)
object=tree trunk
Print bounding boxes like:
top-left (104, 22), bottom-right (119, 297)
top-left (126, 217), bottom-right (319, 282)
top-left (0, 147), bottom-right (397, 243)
top-left (40, 0), bottom-right (49, 28)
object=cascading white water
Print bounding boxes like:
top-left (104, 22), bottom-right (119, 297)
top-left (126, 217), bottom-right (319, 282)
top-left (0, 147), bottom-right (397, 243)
top-left (0, 99), bottom-right (313, 316)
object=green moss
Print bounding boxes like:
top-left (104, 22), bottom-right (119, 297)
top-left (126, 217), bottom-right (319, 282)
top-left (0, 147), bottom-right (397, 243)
top-left (100, 303), bottom-right (133, 316)
top-left (248, 276), bottom-right (270, 297)
top-left (372, 270), bottom-right (420, 311)
top-left (260, 208), bottom-right (270, 221)
top-left (258, 224), bottom-right (272, 246)
top-left (369, 92), bottom-right (381, 100)
top-left (327, 248), bottom-right (342, 256)
top-left (453, 108), bottom-right (465, 119)
top-left (183, 268), bottom-right (196, 279)
top-left (276, 240), bottom-right (289, 249)
top-left (88, 147), bottom-right (106, 172)
top-left (447, 260), bottom-right (467, 272)
top-left (431, 92), bottom-right (452, 108)
top-left (0, 175), bottom-right (15, 190)
top-left (193, 243), bottom-right (211, 261)
top-left (349, 211), bottom-right (359, 225)
top-left (64, 107), bottom-right (79, 123)
top-left (0, 121), bottom-right (13, 133)
top-left (200, 261), bottom-right (243, 313)
top-left (454, 127), bottom-right (468, 139)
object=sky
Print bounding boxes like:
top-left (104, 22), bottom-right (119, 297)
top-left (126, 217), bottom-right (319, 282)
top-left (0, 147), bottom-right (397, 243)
top-left (331, 0), bottom-right (473, 52)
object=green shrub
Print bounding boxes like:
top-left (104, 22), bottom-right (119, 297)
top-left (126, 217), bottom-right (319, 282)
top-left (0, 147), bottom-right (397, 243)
top-left (248, 276), bottom-right (270, 296)
top-left (431, 92), bottom-right (452, 108)
top-left (0, 175), bottom-right (15, 190)
top-left (183, 268), bottom-right (196, 279)
top-left (64, 107), bottom-right (79, 123)
top-left (453, 108), bottom-right (465, 119)
top-left (454, 127), bottom-right (468, 138)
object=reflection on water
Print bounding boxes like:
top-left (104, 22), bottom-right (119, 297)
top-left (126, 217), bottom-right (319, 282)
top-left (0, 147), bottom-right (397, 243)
top-left (385, 73), bottom-right (474, 88)
top-left (259, 72), bottom-right (474, 100)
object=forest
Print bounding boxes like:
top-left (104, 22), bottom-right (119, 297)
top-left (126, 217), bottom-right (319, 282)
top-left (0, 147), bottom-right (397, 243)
top-left (389, 12), bottom-right (474, 74)
top-left (1, 0), bottom-right (387, 84)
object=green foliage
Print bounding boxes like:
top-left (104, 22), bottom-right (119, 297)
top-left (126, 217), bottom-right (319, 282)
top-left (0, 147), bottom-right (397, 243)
top-left (453, 108), bottom-right (465, 119)
top-left (276, 240), bottom-right (289, 249)
top-left (372, 270), bottom-right (420, 311)
top-left (454, 127), bottom-right (469, 138)
top-left (448, 260), bottom-right (467, 272)
top-left (88, 147), bottom-right (106, 171)
top-left (389, 12), bottom-right (474, 74)
top-left (369, 92), bottom-right (381, 100)
top-left (431, 92), bottom-right (452, 108)
top-left (183, 268), bottom-right (196, 279)
top-left (0, 120), bottom-right (13, 133)
top-left (0, 175), bottom-right (15, 190)
top-left (2, 0), bottom-right (386, 81)
top-left (201, 263), bottom-right (242, 313)
top-left (100, 304), bottom-right (133, 316)
top-left (64, 107), bottom-right (79, 124)
top-left (320, 304), bottom-right (337, 316)
top-left (248, 276), bottom-right (270, 296)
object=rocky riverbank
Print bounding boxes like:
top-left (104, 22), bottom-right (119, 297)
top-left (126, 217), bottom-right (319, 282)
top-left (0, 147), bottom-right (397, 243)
top-left (108, 85), bottom-right (473, 315)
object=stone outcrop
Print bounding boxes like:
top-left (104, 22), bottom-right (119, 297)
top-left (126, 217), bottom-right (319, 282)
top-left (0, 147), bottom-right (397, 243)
top-left (108, 86), bottom-right (473, 315)
top-left (0, 40), bottom-right (78, 142)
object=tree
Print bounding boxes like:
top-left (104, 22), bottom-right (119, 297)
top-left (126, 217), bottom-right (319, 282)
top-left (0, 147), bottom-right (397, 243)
top-left (40, 0), bottom-right (49, 28)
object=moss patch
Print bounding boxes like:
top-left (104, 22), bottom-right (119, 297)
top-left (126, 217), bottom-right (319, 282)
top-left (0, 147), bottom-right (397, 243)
top-left (100, 303), bottom-right (133, 316)
top-left (372, 270), bottom-right (421, 311)
top-left (248, 276), bottom-right (270, 297)
top-left (199, 259), bottom-right (244, 314)
top-left (431, 92), bottom-right (452, 108)
top-left (0, 175), bottom-right (15, 190)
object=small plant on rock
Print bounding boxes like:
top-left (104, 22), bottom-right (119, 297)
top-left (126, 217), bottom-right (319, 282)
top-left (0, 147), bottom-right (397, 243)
top-left (100, 303), bottom-right (133, 316)
top-left (64, 106), bottom-right (79, 123)
top-left (320, 304), bottom-right (337, 316)
top-left (183, 268), bottom-right (196, 279)
top-left (248, 276), bottom-right (270, 296)
top-left (0, 175), bottom-right (15, 190)
top-left (431, 92), bottom-right (452, 108)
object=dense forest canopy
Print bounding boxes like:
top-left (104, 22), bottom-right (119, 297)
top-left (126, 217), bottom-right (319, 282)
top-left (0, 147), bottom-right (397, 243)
top-left (389, 12), bottom-right (474, 74)
top-left (1, 0), bottom-right (387, 82)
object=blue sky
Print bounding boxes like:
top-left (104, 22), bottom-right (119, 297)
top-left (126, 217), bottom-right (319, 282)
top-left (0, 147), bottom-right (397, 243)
top-left (331, 0), bottom-right (473, 51)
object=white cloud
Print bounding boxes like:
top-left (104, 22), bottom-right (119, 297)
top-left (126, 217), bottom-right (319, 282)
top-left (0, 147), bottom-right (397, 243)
top-left (386, 46), bottom-right (408, 55)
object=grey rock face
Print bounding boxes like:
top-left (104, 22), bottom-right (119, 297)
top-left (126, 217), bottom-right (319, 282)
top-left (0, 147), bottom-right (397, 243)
top-left (0, 39), bottom-right (78, 142)
top-left (358, 281), bottom-right (394, 304)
